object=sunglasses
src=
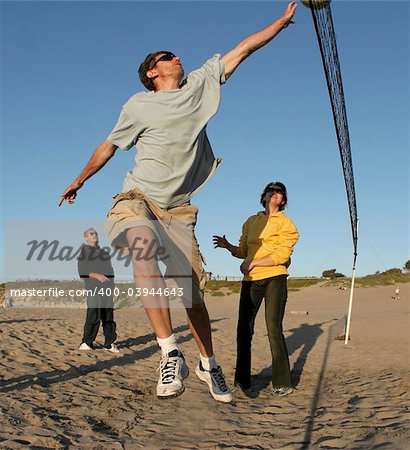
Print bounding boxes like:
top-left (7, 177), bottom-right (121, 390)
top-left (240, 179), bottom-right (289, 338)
top-left (150, 52), bottom-right (176, 69)
top-left (266, 188), bottom-right (284, 194)
top-left (88, 232), bottom-right (97, 236)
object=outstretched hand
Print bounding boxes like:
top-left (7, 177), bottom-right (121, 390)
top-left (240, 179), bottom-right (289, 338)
top-left (281, 1), bottom-right (298, 28)
top-left (58, 181), bottom-right (83, 207)
top-left (213, 235), bottom-right (229, 249)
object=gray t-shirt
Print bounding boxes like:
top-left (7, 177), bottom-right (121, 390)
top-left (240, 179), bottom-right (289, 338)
top-left (107, 54), bottom-right (226, 208)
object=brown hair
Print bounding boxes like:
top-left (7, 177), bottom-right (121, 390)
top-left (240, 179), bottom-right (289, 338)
top-left (138, 51), bottom-right (172, 91)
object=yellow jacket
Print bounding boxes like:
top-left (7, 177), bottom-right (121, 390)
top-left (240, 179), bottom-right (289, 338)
top-left (233, 211), bottom-right (299, 281)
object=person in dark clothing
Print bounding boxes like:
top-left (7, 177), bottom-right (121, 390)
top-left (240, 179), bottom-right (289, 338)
top-left (78, 228), bottom-right (119, 353)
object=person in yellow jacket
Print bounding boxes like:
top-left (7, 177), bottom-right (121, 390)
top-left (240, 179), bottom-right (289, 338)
top-left (213, 181), bottom-right (299, 396)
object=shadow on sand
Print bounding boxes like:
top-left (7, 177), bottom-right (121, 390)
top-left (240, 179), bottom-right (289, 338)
top-left (0, 319), bottom-right (224, 394)
top-left (247, 319), bottom-right (338, 398)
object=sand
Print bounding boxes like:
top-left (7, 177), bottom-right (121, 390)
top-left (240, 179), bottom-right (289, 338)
top-left (0, 282), bottom-right (409, 449)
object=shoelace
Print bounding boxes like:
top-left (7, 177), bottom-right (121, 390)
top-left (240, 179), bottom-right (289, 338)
top-left (158, 356), bottom-right (179, 384)
top-left (211, 367), bottom-right (228, 392)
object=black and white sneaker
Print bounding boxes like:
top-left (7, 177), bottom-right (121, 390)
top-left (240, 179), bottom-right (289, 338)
top-left (156, 349), bottom-right (189, 399)
top-left (272, 386), bottom-right (293, 397)
top-left (195, 361), bottom-right (233, 403)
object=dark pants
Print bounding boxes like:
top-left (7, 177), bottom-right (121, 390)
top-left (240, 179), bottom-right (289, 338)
top-left (235, 275), bottom-right (292, 389)
top-left (82, 296), bottom-right (117, 348)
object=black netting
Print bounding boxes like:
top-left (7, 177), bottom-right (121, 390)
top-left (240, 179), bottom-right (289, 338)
top-left (307, 0), bottom-right (358, 257)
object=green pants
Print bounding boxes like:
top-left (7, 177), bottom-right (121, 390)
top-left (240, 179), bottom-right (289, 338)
top-left (235, 275), bottom-right (292, 389)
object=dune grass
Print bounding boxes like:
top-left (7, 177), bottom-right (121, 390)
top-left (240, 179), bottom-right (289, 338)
top-left (205, 277), bottom-right (323, 295)
top-left (205, 271), bottom-right (410, 296)
top-left (354, 270), bottom-right (410, 287)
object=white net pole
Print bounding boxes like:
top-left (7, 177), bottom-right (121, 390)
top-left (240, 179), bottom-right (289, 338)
top-left (344, 218), bottom-right (359, 344)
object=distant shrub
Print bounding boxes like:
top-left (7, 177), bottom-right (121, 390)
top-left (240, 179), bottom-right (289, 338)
top-left (322, 269), bottom-right (337, 278)
top-left (322, 269), bottom-right (345, 279)
top-left (333, 272), bottom-right (346, 278)
top-left (382, 268), bottom-right (402, 275)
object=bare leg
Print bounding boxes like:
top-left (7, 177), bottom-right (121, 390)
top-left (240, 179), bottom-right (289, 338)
top-left (186, 302), bottom-right (213, 357)
top-left (126, 226), bottom-right (173, 339)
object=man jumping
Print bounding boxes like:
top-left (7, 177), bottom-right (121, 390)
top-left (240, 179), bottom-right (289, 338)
top-left (59, 1), bottom-right (298, 403)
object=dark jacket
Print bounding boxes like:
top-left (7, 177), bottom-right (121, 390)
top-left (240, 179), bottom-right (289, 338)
top-left (77, 244), bottom-right (114, 290)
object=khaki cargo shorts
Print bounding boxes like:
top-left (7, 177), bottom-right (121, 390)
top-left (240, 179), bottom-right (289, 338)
top-left (105, 188), bottom-right (207, 306)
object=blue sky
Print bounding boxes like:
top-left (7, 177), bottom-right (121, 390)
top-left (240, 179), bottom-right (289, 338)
top-left (1, 0), bottom-right (409, 281)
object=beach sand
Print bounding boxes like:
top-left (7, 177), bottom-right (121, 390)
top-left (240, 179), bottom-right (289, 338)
top-left (0, 282), bottom-right (409, 449)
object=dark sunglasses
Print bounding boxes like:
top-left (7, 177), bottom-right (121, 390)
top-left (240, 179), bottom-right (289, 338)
top-left (150, 52), bottom-right (176, 69)
top-left (266, 188), bottom-right (283, 194)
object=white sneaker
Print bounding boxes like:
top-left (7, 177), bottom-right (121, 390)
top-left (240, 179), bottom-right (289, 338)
top-left (157, 349), bottom-right (189, 399)
top-left (104, 343), bottom-right (120, 353)
top-left (195, 362), bottom-right (233, 403)
top-left (79, 342), bottom-right (93, 351)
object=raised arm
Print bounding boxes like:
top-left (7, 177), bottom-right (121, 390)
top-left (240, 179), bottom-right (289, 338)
top-left (213, 235), bottom-right (238, 255)
top-left (213, 217), bottom-right (250, 259)
top-left (221, 1), bottom-right (297, 80)
top-left (58, 140), bottom-right (118, 206)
